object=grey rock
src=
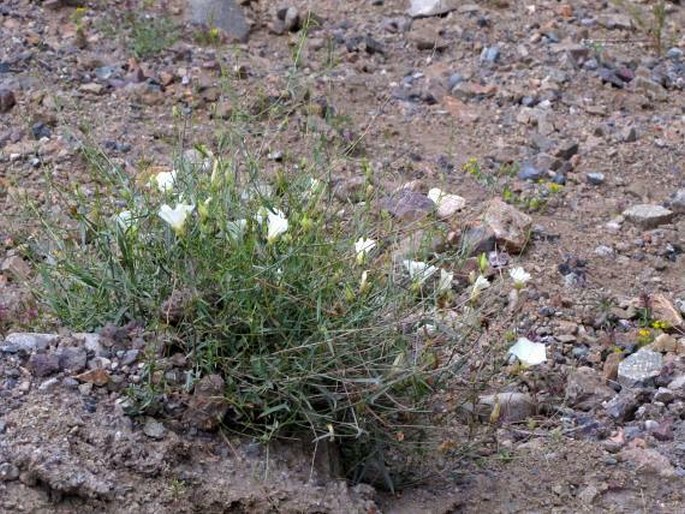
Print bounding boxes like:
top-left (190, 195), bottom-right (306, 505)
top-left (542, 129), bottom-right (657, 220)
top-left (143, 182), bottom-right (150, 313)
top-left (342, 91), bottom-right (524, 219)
top-left (622, 204), bottom-right (674, 229)
top-left (0, 89), bottom-right (15, 113)
top-left (447, 72), bottom-right (464, 90)
top-left (460, 225), bottom-right (496, 256)
top-left (594, 244), bottom-right (614, 257)
top-left (476, 392), bottom-right (535, 423)
top-left (187, 0), bottom-right (250, 43)
top-left (143, 418), bottom-right (166, 439)
top-left (654, 387), bottom-right (675, 404)
top-left (632, 76), bottom-right (667, 102)
top-left (605, 391), bottom-right (640, 422)
top-left (621, 126), bottom-right (638, 143)
top-left (666, 48), bottom-right (683, 61)
top-left (2, 333), bottom-right (59, 354)
top-left (407, 0), bottom-right (459, 18)
top-left (74, 333), bottom-right (108, 357)
top-left (619, 448), bottom-right (675, 478)
top-left (586, 172), bottom-right (605, 185)
top-left (565, 367), bottom-right (616, 410)
top-left (279, 6), bottom-right (300, 32)
top-left (28, 353), bottom-right (61, 378)
top-left (0, 463), bottom-right (20, 482)
top-left (668, 375), bottom-right (685, 390)
top-left (618, 350), bottom-right (663, 387)
top-left (668, 189), bottom-right (685, 214)
top-left (380, 189), bottom-right (435, 223)
top-left (480, 46), bottom-right (500, 65)
top-left (518, 164), bottom-right (544, 181)
top-left (38, 377), bottom-right (60, 391)
top-left (554, 141), bottom-right (579, 160)
top-left (57, 347), bottom-right (88, 373)
top-left (121, 349), bottom-right (141, 366)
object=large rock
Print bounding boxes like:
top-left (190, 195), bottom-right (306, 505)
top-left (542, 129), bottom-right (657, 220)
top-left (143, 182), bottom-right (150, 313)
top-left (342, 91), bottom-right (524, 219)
top-left (622, 204), bottom-right (674, 229)
top-left (565, 367), bottom-right (616, 410)
top-left (483, 199), bottom-right (532, 252)
top-left (618, 350), bottom-right (663, 387)
top-left (407, 0), bottom-right (459, 17)
top-left (619, 448), bottom-right (676, 478)
top-left (187, 0), bottom-right (250, 43)
top-left (1, 333), bottom-right (59, 354)
top-left (650, 293), bottom-right (684, 329)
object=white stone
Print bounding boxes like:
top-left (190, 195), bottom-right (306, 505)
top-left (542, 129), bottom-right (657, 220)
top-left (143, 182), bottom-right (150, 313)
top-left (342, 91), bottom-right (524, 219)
top-left (407, 0), bottom-right (459, 18)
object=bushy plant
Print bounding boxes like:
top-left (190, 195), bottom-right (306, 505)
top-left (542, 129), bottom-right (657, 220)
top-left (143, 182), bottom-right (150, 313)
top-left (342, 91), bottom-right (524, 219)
top-left (27, 144), bottom-right (463, 467)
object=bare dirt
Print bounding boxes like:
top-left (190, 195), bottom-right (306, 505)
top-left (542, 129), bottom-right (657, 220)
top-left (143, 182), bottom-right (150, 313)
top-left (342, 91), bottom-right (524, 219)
top-left (1, 0), bottom-right (685, 512)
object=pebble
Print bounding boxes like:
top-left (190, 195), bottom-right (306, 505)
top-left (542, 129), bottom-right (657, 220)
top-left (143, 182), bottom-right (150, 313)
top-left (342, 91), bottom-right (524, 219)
top-left (480, 46), bottom-right (500, 65)
top-left (31, 122), bottom-right (51, 140)
top-left (0, 89), bottom-right (16, 113)
top-left (668, 189), bottom-right (685, 214)
top-left (594, 245), bottom-right (614, 257)
top-left (666, 48), bottom-right (683, 61)
top-left (518, 163), bottom-right (544, 181)
top-left (142, 418), bottom-right (166, 439)
top-left (0, 463), bottom-right (20, 482)
top-left (586, 172), bottom-right (605, 185)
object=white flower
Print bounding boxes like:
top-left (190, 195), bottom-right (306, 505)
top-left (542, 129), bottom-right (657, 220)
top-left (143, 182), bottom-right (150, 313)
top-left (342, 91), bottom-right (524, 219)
top-left (437, 269), bottom-right (453, 294)
top-left (508, 337), bottom-right (547, 367)
top-left (226, 218), bottom-right (247, 241)
top-left (355, 237), bottom-right (377, 264)
top-left (470, 274), bottom-right (490, 300)
top-left (509, 266), bottom-right (531, 288)
top-left (158, 202), bottom-right (195, 235)
top-left (267, 209), bottom-right (288, 242)
top-left (115, 210), bottom-right (135, 232)
top-left (152, 170), bottom-right (177, 192)
top-left (403, 260), bottom-right (438, 284)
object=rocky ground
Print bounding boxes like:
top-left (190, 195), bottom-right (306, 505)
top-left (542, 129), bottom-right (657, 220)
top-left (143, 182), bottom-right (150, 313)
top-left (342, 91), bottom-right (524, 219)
top-left (1, 0), bottom-right (685, 512)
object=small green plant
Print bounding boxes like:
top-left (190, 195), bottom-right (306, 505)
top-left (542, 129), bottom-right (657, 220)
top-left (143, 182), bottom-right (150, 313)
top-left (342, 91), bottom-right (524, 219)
top-left (125, 12), bottom-right (179, 59)
top-left (71, 6), bottom-right (89, 49)
top-left (637, 328), bottom-right (654, 346)
top-left (194, 26), bottom-right (222, 46)
top-left (463, 157), bottom-right (495, 187)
